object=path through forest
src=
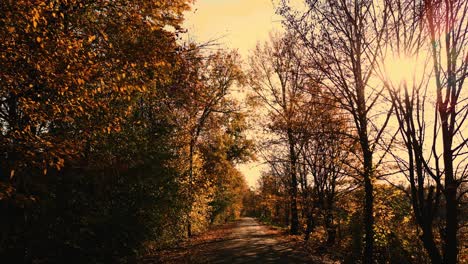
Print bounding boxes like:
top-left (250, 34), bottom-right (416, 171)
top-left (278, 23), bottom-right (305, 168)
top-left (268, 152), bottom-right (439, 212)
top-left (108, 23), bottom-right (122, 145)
top-left (153, 217), bottom-right (324, 263)
top-left (196, 217), bottom-right (313, 263)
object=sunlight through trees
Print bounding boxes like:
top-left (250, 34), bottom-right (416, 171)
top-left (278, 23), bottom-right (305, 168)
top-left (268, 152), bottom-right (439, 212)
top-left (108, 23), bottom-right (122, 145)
top-left (0, 0), bottom-right (466, 263)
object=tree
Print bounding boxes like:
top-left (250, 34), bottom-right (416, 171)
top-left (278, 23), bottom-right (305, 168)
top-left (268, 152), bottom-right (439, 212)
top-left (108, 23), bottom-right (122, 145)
top-left (176, 49), bottom-right (244, 236)
top-left (424, 1), bottom-right (467, 262)
top-left (0, 2), bottom-right (254, 257)
top-left (248, 33), bottom-right (308, 234)
top-left (279, 1), bottom-right (393, 262)
top-left (299, 90), bottom-right (355, 244)
top-left (380, 0), bottom-right (468, 262)
top-left (0, 0), bottom-right (191, 180)
top-left (195, 109), bottom-right (253, 225)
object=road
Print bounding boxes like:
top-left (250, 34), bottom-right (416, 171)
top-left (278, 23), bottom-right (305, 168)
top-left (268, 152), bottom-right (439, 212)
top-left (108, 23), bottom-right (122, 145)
top-left (190, 217), bottom-right (315, 264)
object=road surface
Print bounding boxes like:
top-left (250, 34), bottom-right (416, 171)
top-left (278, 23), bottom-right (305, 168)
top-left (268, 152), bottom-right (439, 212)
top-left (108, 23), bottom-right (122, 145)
top-left (190, 217), bottom-right (314, 264)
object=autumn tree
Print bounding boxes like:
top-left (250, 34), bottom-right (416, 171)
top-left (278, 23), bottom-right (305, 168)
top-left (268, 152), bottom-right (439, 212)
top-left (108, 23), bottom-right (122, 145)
top-left (248, 33), bottom-right (311, 234)
top-left (280, 1), bottom-right (394, 261)
top-left (0, 0), bottom-right (191, 179)
top-left (0, 0), bottom-right (257, 262)
top-left (175, 49), bottom-right (245, 237)
top-left (255, 165), bottom-right (291, 225)
top-left (298, 89), bottom-right (356, 244)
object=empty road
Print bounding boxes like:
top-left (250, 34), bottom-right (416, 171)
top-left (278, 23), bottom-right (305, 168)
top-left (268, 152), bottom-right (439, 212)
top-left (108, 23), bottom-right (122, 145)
top-left (189, 217), bottom-right (314, 264)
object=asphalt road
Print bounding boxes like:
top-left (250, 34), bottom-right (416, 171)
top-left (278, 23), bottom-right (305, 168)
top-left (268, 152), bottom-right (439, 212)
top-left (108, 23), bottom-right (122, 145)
top-left (192, 217), bottom-right (314, 264)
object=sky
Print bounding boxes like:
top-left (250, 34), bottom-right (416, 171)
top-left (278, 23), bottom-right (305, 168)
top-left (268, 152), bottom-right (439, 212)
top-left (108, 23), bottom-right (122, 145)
top-left (183, 0), bottom-right (282, 58)
top-left (183, 0), bottom-right (283, 188)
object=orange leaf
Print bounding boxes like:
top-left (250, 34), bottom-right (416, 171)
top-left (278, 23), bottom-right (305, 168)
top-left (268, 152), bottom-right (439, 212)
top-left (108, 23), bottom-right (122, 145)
top-left (88, 35), bottom-right (96, 43)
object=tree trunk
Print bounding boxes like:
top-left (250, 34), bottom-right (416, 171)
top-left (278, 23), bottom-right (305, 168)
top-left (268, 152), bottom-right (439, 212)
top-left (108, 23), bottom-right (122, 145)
top-left (325, 212), bottom-right (336, 245)
top-left (304, 211), bottom-right (315, 241)
top-left (443, 144), bottom-right (458, 264)
top-left (288, 131), bottom-right (299, 235)
top-left (421, 224), bottom-right (442, 264)
top-left (290, 182), bottom-right (299, 235)
top-left (425, 0), bottom-right (460, 260)
top-left (363, 151), bottom-right (374, 264)
top-left (187, 138), bottom-right (195, 238)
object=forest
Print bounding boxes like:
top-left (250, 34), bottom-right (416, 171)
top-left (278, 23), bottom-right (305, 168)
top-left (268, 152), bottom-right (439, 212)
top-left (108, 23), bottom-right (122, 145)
top-left (0, 0), bottom-right (466, 263)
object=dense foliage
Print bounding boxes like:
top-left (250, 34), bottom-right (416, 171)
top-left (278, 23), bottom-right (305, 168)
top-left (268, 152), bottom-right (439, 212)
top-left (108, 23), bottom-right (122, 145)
top-left (0, 1), bottom-right (252, 263)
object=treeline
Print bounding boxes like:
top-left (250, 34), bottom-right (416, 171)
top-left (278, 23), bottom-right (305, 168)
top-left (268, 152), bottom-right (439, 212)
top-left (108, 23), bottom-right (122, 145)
top-left (243, 0), bottom-right (467, 264)
top-left (0, 1), bottom-right (252, 263)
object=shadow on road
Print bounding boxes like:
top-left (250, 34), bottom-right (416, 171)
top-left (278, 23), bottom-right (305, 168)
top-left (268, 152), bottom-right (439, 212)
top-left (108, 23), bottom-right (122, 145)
top-left (191, 217), bottom-right (315, 264)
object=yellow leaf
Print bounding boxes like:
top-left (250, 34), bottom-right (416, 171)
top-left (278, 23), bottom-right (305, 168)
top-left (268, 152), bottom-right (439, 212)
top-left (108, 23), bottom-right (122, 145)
top-left (33, 20), bottom-right (37, 28)
top-left (43, 168), bottom-right (47, 175)
top-left (88, 35), bottom-right (96, 43)
top-left (36, 36), bottom-right (41, 42)
top-left (10, 170), bottom-right (15, 179)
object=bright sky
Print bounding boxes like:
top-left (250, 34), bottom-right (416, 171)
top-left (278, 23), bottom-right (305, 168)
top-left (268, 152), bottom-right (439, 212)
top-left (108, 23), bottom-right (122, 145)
top-left (184, 0), bottom-right (282, 188)
top-left (183, 0), bottom-right (282, 57)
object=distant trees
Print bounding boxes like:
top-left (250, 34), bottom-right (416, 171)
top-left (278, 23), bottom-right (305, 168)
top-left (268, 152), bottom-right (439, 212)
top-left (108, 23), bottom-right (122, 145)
top-left (178, 49), bottom-right (245, 237)
top-left (299, 91), bottom-right (355, 244)
top-left (248, 33), bottom-right (357, 245)
top-left (248, 33), bottom-right (307, 234)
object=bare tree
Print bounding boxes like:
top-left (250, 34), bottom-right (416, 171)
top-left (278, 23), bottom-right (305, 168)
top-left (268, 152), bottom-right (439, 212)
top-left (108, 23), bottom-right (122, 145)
top-left (248, 33), bottom-right (308, 234)
top-left (380, 0), bottom-right (468, 262)
top-left (279, 1), bottom-right (392, 262)
top-left (298, 90), bottom-right (356, 244)
top-left (424, 1), bottom-right (468, 262)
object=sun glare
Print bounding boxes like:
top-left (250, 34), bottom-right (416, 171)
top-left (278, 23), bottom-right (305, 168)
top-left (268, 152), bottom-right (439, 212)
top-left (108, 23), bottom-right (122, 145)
top-left (383, 54), bottom-right (423, 88)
